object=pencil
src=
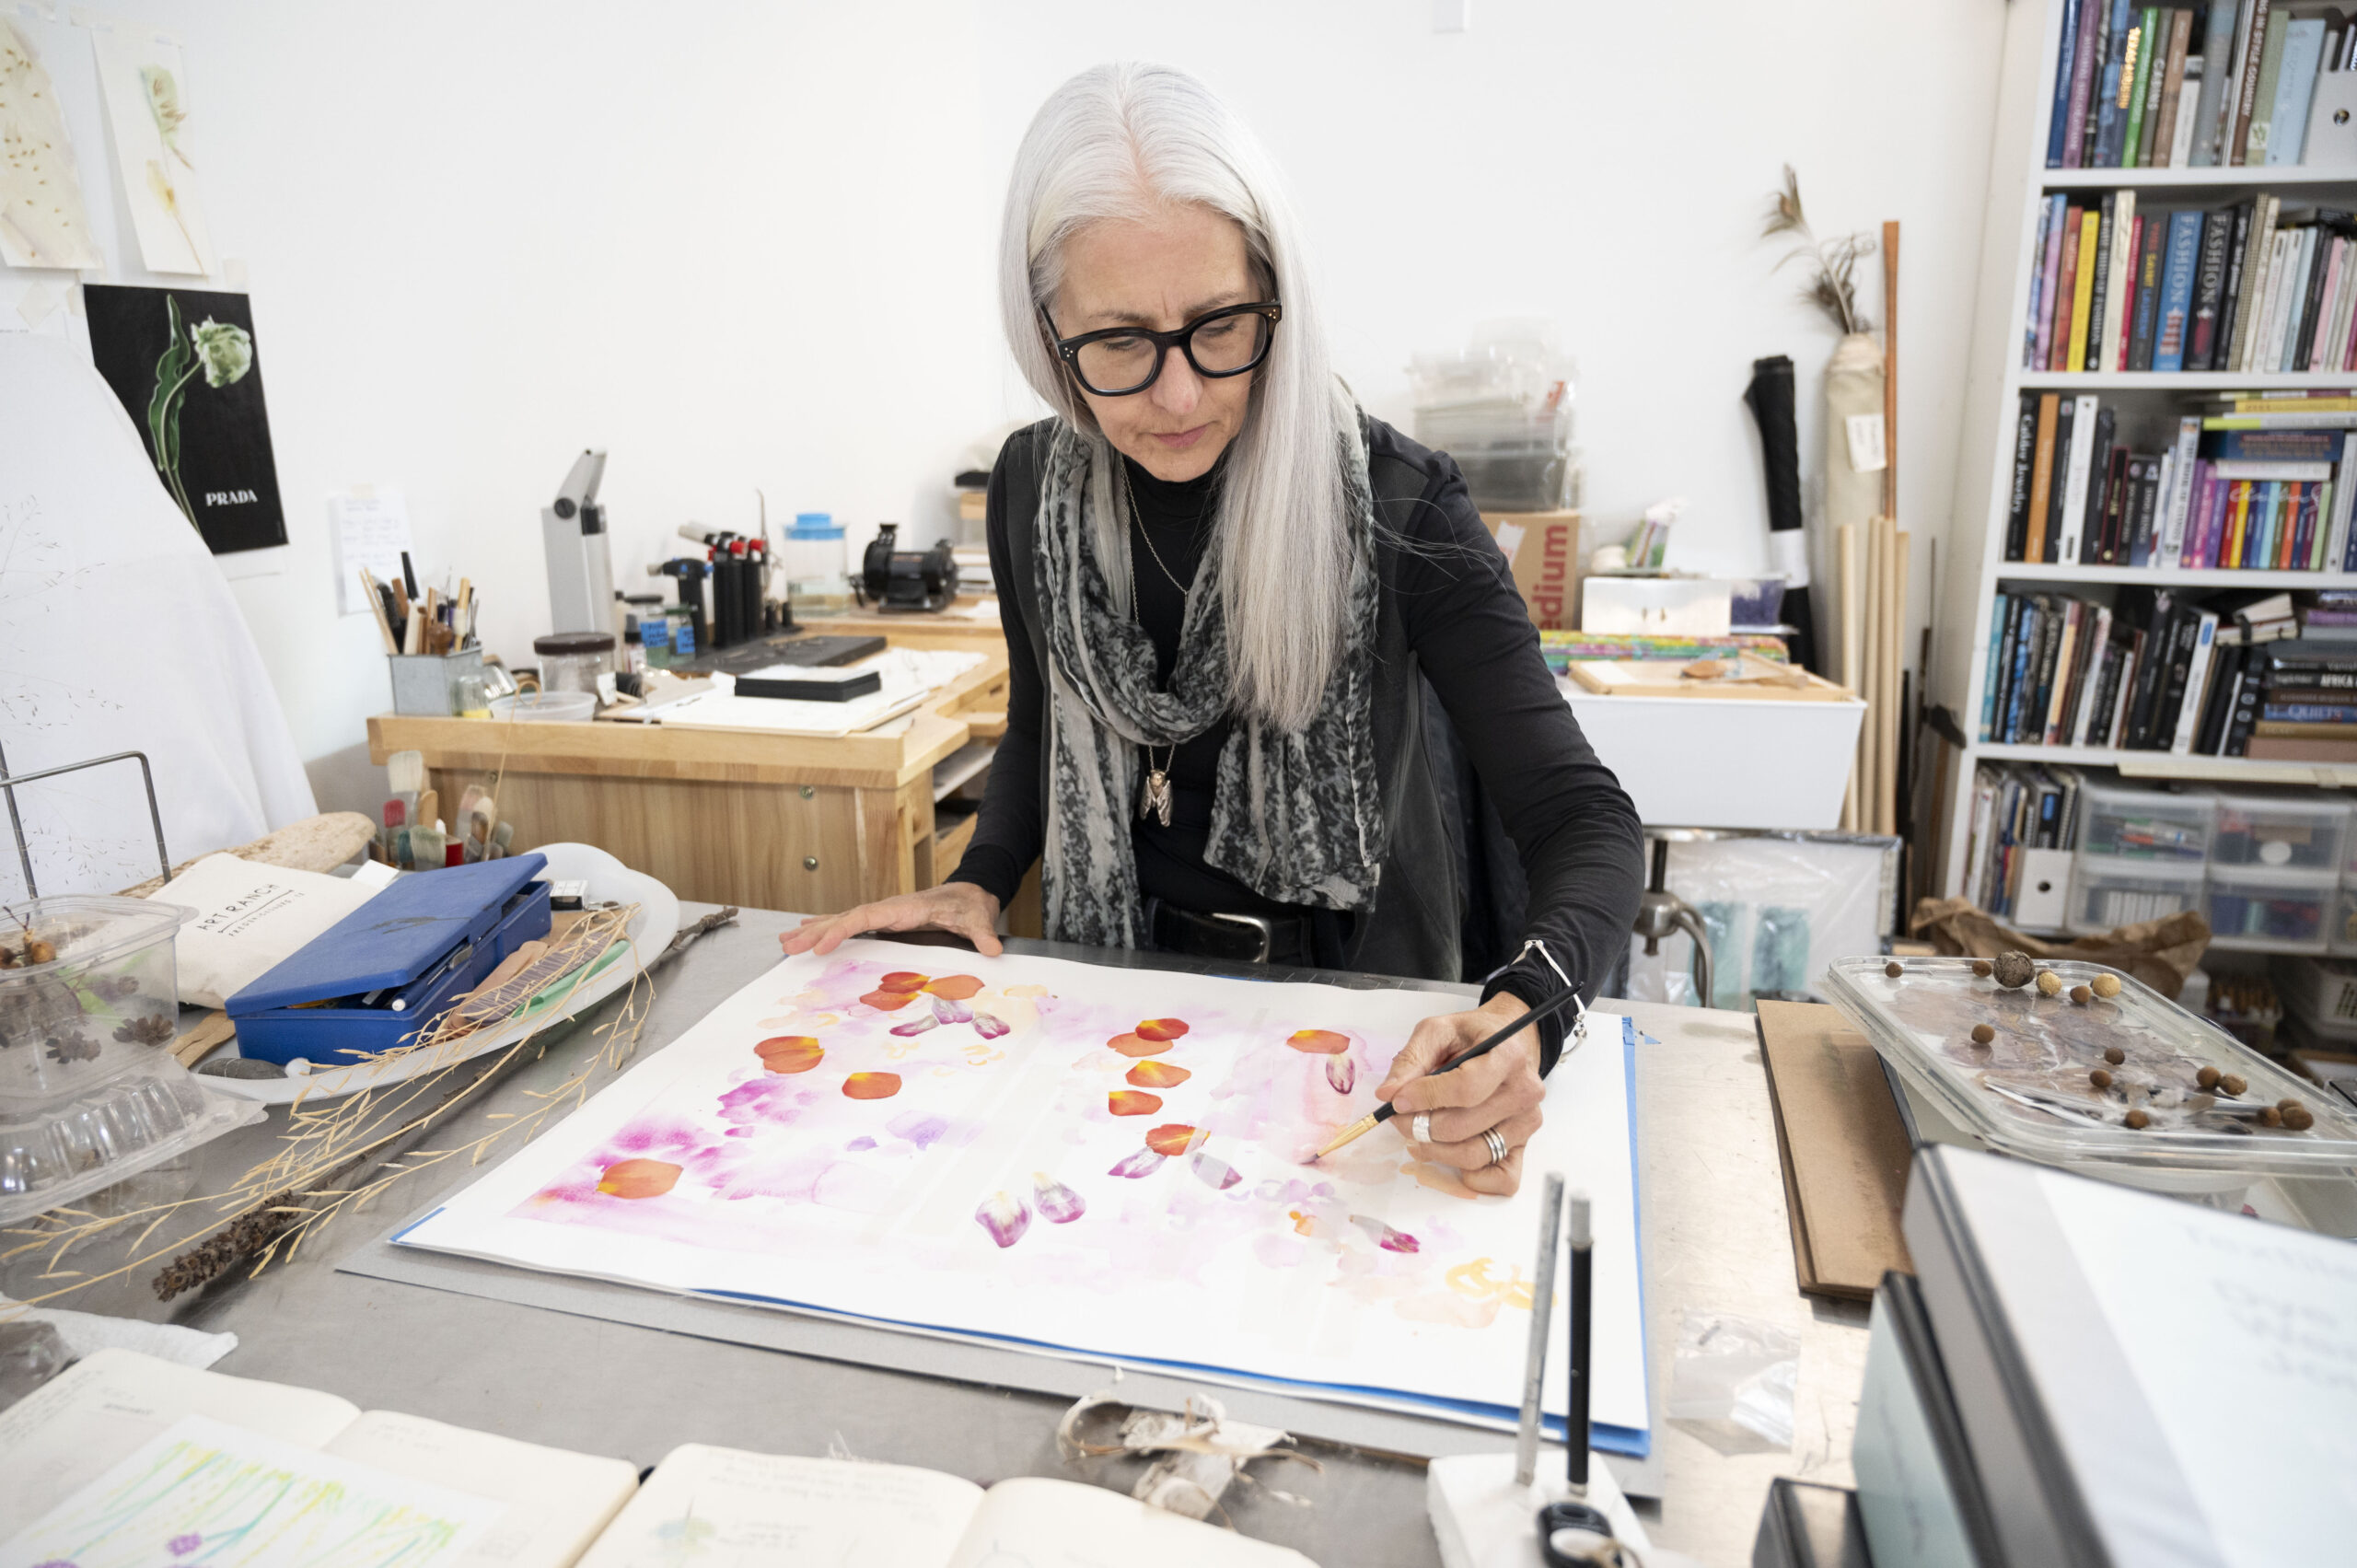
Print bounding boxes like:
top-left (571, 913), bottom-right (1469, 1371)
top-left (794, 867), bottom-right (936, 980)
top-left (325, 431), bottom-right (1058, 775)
top-left (1310, 984), bottom-right (1584, 1161)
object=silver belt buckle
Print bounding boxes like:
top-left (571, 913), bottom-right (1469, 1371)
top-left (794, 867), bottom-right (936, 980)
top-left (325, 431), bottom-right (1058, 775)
top-left (1205, 912), bottom-right (1276, 963)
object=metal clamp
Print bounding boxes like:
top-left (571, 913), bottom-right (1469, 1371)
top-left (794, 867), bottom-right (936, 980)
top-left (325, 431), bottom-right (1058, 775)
top-left (0, 746), bottom-right (170, 899)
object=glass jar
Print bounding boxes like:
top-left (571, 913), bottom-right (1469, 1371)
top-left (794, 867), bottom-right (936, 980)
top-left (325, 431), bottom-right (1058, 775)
top-left (532, 632), bottom-right (615, 696)
top-left (784, 513), bottom-right (850, 614)
top-left (454, 670), bottom-right (492, 718)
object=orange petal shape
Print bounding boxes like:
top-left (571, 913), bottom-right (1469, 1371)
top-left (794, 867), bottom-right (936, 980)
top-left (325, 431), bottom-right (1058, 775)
top-left (1126, 1061), bottom-right (1191, 1089)
top-left (923, 974), bottom-right (983, 1000)
top-left (755, 1036), bottom-right (824, 1074)
top-left (1135, 1017), bottom-right (1191, 1041)
top-left (1108, 1032), bottom-right (1172, 1058)
top-left (597, 1158), bottom-right (681, 1199)
top-left (842, 1072), bottom-right (903, 1099)
top-left (860, 988), bottom-right (921, 1011)
top-left (1145, 1123), bottom-right (1202, 1157)
top-left (1287, 1028), bottom-right (1351, 1055)
top-left (877, 971), bottom-right (928, 993)
top-left (1108, 1089), bottom-right (1163, 1116)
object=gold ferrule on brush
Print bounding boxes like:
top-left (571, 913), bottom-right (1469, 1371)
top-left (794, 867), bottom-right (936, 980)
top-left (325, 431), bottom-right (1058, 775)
top-left (1313, 1111), bottom-right (1381, 1160)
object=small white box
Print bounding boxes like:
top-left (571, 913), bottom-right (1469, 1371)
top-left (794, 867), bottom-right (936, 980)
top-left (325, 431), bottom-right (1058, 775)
top-left (2011, 846), bottom-right (2075, 931)
top-left (1580, 576), bottom-right (1732, 636)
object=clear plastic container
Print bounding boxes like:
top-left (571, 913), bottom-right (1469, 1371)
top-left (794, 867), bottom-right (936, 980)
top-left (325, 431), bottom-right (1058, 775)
top-left (2065, 856), bottom-right (2203, 934)
top-left (531, 633), bottom-right (615, 696)
top-left (1822, 955), bottom-right (2357, 1182)
top-left (2073, 779), bottom-right (2213, 863)
top-left (0, 896), bottom-right (258, 1222)
top-left (489, 691), bottom-right (596, 723)
top-left (2207, 786), bottom-right (2350, 872)
top-left (784, 513), bottom-right (850, 612)
top-left (2333, 889), bottom-right (2357, 956)
top-left (2205, 867), bottom-right (2336, 952)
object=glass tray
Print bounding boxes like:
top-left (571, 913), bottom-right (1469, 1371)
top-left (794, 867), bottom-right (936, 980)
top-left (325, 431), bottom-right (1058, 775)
top-left (1823, 957), bottom-right (2357, 1179)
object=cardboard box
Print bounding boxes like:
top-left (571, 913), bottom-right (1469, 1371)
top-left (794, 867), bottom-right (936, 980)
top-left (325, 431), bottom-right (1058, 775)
top-left (1481, 509), bottom-right (1579, 631)
top-left (1755, 999), bottom-right (1915, 1299)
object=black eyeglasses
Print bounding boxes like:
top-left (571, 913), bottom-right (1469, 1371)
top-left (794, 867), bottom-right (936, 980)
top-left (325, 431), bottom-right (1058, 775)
top-left (1040, 300), bottom-right (1282, 396)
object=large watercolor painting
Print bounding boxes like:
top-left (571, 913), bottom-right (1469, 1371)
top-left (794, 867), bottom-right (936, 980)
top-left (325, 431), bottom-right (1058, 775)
top-left (397, 940), bottom-right (1650, 1450)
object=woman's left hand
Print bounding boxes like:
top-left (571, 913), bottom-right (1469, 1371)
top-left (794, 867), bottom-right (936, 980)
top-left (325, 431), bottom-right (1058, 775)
top-left (1374, 991), bottom-right (1546, 1196)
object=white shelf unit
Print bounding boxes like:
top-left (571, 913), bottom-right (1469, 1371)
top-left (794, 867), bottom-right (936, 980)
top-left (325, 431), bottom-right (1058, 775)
top-left (1933, 1), bottom-right (2357, 900)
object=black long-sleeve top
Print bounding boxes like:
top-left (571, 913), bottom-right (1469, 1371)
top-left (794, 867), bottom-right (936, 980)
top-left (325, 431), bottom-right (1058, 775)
top-left (948, 420), bottom-right (1643, 1073)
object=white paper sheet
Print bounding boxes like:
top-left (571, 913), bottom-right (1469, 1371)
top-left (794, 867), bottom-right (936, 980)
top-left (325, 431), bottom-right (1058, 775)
top-left (330, 488), bottom-right (412, 617)
top-left (88, 28), bottom-right (213, 275)
top-left (0, 1413), bottom-right (501, 1568)
top-left (396, 940), bottom-right (1650, 1447)
top-left (0, 19), bottom-right (102, 270)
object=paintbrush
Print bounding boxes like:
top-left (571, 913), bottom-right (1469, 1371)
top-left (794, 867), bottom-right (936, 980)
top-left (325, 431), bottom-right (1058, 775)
top-left (1312, 985), bottom-right (1584, 1160)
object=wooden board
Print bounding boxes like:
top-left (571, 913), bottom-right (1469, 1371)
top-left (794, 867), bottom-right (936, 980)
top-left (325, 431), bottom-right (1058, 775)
top-left (1563, 660), bottom-right (1856, 703)
top-left (118, 812), bottom-right (377, 897)
top-left (1754, 999), bottom-right (1915, 1300)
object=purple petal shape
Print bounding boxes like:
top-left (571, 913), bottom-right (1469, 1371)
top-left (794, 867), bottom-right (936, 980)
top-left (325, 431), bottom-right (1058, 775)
top-left (974, 1190), bottom-right (1030, 1248)
top-left (1325, 1054), bottom-right (1356, 1094)
top-left (972, 1008), bottom-right (1009, 1040)
top-left (1190, 1152), bottom-right (1242, 1191)
top-left (1108, 1147), bottom-right (1167, 1179)
top-left (1032, 1171), bottom-right (1086, 1223)
top-left (931, 995), bottom-right (972, 1025)
top-left (1350, 1214), bottom-right (1420, 1253)
top-left (168, 1537), bottom-right (203, 1557)
top-left (889, 1012), bottom-right (939, 1037)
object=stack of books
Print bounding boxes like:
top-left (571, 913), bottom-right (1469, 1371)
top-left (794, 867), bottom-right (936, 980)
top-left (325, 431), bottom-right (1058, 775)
top-left (2023, 192), bottom-right (2357, 375)
top-left (2003, 392), bottom-right (2357, 567)
top-left (1979, 587), bottom-right (2320, 754)
top-left (2047, 2), bottom-right (2354, 172)
top-left (1962, 763), bottom-right (2085, 919)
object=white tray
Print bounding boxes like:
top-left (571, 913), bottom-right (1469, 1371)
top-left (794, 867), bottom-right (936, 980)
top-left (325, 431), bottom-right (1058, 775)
top-left (203, 844), bottom-right (679, 1105)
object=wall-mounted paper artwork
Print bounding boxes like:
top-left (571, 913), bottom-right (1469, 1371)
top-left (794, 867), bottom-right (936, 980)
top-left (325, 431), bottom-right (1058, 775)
top-left (0, 19), bottom-right (102, 270)
top-left (89, 28), bottom-right (211, 275)
top-left (399, 940), bottom-right (1653, 1452)
top-left (83, 284), bottom-right (286, 554)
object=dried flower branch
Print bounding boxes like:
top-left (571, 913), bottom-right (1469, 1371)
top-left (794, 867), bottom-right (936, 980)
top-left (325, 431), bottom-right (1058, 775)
top-left (1760, 165), bottom-right (1875, 337)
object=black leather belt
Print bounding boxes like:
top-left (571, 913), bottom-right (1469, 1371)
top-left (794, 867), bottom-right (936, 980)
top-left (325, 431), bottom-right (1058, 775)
top-left (1145, 899), bottom-right (1311, 965)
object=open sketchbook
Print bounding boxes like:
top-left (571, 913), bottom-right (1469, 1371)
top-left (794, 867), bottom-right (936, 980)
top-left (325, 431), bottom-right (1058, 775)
top-left (0, 1350), bottom-right (1309, 1568)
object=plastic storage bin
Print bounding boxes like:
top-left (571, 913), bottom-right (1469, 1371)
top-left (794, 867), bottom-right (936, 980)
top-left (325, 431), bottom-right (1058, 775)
top-left (0, 896), bottom-right (255, 1221)
top-left (2205, 867), bottom-right (2336, 951)
top-left (2333, 888), bottom-right (2357, 956)
top-left (1823, 956), bottom-right (2357, 1185)
top-left (2207, 787), bottom-right (2350, 871)
top-left (489, 691), bottom-right (596, 723)
top-left (2073, 779), bottom-right (2212, 862)
top-left (2066, 856), bottom-right (2203, 934)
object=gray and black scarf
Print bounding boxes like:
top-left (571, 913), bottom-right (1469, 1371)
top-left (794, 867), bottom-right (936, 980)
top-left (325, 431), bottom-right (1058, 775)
top-left (1032, 413), bottom-right (1385, 947)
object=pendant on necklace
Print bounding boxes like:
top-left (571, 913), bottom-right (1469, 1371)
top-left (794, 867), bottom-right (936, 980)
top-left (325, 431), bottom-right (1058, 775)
top-left (1139, 767), bottom-right (1174, 827)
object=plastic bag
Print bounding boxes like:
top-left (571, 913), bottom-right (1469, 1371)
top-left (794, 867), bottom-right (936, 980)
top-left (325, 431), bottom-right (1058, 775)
top-left (1665, 1310), bottom-right (1799, 1448)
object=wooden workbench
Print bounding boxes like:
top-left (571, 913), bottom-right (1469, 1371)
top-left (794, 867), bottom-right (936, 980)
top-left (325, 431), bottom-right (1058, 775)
top-left (367, 641), bottom-right (1012, 914)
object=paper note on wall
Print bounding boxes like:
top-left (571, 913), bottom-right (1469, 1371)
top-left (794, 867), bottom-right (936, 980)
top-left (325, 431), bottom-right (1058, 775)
top-left (0, 18), bottom-right (104, 270)
top-left (89, 28), bottom-right (214, 275)
top-left (331, 488), bottom-right (412, 616)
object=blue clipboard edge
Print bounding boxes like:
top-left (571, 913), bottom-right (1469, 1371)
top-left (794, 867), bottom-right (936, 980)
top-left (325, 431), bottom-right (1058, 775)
top-left (390, 1016), bottom-right (1655, 1458)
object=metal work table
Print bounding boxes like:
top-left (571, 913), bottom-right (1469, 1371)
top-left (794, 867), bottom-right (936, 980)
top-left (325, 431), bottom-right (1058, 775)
top-left (2, 909), bottom-right (1864, 1568)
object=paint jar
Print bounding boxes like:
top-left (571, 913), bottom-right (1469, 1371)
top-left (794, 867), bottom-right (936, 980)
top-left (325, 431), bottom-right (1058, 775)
top-left (667, 607), bottom-right (699, 662)
top-left (784, 513), bottom-right (851, 614)
top-left (532, 633), bottom-right (615, 697)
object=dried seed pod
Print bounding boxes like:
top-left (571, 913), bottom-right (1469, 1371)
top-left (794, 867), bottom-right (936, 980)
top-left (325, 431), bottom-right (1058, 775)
top-left (2070, 984), bottom-right (2092, 1005)
top-left (2196, 1066), bottom-right (2222, 1090)
top-left (2090, 1068), bottom-right (2113, 1088)
top-left (1992, 951), bottom-right (2036, 989)
top-left (1969, 1023), bottom-right (1996, 1046)
top-left (1971, 958), bottom-right (1994, 978)
top-left (2089, 973), bottom-right (2122, 999)
top-left (25, 939), bottom-right (54, 964)
top-left (1885, 960), bottom-right (1903, 979)
top-left (2104, 1046), bottom-right (2126, 1065)
top-left (2036, 970), bottom-right (2063, 996)
top-left (2283, 1108), bottom-right (2316, 1131)
top-left (2219, 1074), bottom-right (2247, 1097)
top-left (2124, 1109), bottom-right (2150, 1130)
top-left (2259, 1106), bottom-right (2282, 1127)
top-left (2278, 1098), bottom-right (2304, 1112)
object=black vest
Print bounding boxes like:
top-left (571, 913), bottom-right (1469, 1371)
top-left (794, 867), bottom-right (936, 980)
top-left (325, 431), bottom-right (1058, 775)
top-left (993, 418), bottom-right (1464, 981)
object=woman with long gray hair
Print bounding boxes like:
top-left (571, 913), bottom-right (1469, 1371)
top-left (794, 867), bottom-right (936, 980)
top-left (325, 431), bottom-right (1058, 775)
top-left (787, 63), bottom-right (1642, 1194)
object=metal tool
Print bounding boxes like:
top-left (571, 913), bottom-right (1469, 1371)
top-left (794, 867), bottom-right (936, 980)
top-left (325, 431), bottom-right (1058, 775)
top-left (1632, 836), bottom-right (1712, 1005)
top-left (542, 449), bottom-right (615, 635)
top-left (0, 745), bottom-right (169, 898)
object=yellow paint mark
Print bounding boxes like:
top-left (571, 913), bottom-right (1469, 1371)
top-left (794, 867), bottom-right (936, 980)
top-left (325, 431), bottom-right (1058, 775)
top-left (1444, 1257), bottom-right (1534, 1310)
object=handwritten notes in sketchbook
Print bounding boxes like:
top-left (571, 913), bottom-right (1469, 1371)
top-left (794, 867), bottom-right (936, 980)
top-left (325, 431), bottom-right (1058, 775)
top-left (398, 940), bottom-right (1652, 1448)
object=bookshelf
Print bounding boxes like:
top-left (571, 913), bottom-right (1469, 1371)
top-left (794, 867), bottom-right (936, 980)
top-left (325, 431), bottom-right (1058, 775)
top-left (1933, 0), bottom-right (2357, 900)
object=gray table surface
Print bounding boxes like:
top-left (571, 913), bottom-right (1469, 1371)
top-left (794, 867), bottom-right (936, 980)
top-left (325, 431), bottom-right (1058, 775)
top-left (1, 908), bottom-right (1866, 1568)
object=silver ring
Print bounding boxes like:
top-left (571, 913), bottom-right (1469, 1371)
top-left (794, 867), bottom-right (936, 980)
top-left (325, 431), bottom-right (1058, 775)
top-left (1481, 1128), bottom-right (1508, 1167)
top-left (1411, 1111), bottom-right (1434, 1144)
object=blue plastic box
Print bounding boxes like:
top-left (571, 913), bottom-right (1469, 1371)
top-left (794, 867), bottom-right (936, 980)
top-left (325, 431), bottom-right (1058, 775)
top-left (226, 854), bottom-right (552, 1066)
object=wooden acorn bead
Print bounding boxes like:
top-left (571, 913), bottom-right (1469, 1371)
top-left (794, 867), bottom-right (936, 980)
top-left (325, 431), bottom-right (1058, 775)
top-left (2104, 1046), bottom-right (2126, 1065)
top-left (2196, 1066), bottom-right (2222, 1090)
top-left (2219, 1074), bottom-right (2247, 1097)
top-left (2089, 973), bottom-right (2121, 999)
top-left (1969, 1023), bottom-right (1996, 1046)
top-left (2124, 1109), bottom-right (2150, 1129)
top-left (2090, 1068), bottom-right (2113, 1088)
top-left (1885, 960), bottom-right (1903, 978)
top-left (1972, 958), bottom-right (1993, 978)
top-left (1992, 951), bottom-right (2036, 989)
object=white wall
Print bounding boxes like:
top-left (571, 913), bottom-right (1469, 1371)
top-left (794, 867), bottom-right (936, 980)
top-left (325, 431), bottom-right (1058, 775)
top-left (3, 0), bottom-right (2008, 819)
